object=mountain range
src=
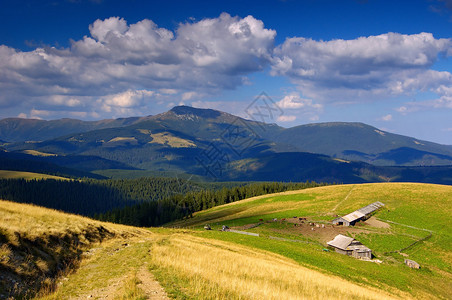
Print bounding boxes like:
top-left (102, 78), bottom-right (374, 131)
top-left (1, 106), bottom-right (452, 183)
top-left (0, 116), bottom-right (153, 142)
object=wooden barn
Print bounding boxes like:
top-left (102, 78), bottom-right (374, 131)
top-left (327, 234), bottom-right (372, 259)
top-left (332, 201), bottom-right (385, 226)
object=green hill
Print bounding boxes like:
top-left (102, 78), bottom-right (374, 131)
top-left (270, 122), bottom-right (452, 166)
top-left (1, 183), bottom-right (451, 299)
top-left (172, 182), bottom-right (452, 299)
top-left (0, 194), bottom-right (410, 299)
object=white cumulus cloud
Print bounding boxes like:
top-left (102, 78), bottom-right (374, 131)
top-left (272, 32), bottom-right (452, 103)
top-left (275, 93), bottom-right (323, 123)
top-left (0, 13), bottom-right (276, 118)
top-left (277, 93), bottom-right (323, 110)
top-left (379, 114), bottom-right (393, 121)
top-left (277, 115), bottom-right (297, 122)
top-left (103, 90), bottom-right (154, 108)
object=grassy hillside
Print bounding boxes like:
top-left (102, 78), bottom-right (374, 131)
top-left (148, 232), bottom-right (399, 299)
top-left (0, 200), bottom-right (150, 299)
top-left (2, 183), bottom-right (450, 299)
top-left (1, 200), bottom-right (400, 300)
top-left (172, 183), bottom-right (452, 299)
top-left (0, 170), bottom-right (70, 180)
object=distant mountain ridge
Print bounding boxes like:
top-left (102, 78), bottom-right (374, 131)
top-left (0, 116), bottom-right (153, 142)
top-left (269, 122), bottom-right (452, 166)
top-left (2, 105), bottom-right (452, 183)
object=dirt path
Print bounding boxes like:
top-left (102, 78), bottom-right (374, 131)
top-left (332, 185), bottom-right (355, 212)
top-left (74, 266), bottom-right (169, 300)
top-left (137, 266), bottom-right (170, 300)
top-left (54, 237), bottom-right (171, 300)
top-left (73, 275), bottom-right (126, 299)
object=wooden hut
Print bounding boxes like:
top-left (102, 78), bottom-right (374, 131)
top-left (327, 234), bottom-right (372, 259)
top-left (404, 259), bottom-right (420, 269)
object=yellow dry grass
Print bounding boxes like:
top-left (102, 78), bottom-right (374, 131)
top-left (151, 234), bottom-right (403, 300)
top-left (40, 237), bottom-right (156, 300)
top-left (0, 200), bottom-right (147, 241)
top-left (0, 200), bottom-right (152, 298)
top-left (149, 132), bottom-right (196, 148)
top-left (22, 150), bottom-right (58, 157)
top-left (137, 129), bottom-right (151, 135)
top-left (0, 170), bottom-right (69, 181)
top-left (107, 137), bottom-right (138, 144)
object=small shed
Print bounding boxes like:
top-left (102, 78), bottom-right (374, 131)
top-left (327, 234), bottom-right (372, 259)
top-left (404, 259), bottom-right (420, 269)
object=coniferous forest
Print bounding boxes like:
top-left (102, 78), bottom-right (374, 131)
top-left (0, 177), bottom-right (327, 226)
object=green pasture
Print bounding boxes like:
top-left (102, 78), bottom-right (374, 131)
top-left (171, 183), bottom-right (452, 299)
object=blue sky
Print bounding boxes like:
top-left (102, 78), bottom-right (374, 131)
top-left (1, 0), bottom-right (452, 144)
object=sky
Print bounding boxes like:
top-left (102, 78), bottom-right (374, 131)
top-left (1, 0), bottom-right (452, 145)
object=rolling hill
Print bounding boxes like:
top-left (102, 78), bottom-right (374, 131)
top-left (171, 182), bottom-right (452, 299)
top-left (4, 182), bottom-right (449, 299)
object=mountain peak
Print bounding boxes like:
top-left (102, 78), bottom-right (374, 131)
top-left (302, 122), bottom-right (372, 128)
top-left (169, 105), bottom-right (222, 119)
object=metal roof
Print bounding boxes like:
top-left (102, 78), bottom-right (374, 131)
top-left (327, 234), bottom-right (355, 250)
top-left (357, 201), bottom-right (385, 215)
top-left (334, 201), bottom-right (385, 224)
top-left (341, 211), bottom-right (365, 222)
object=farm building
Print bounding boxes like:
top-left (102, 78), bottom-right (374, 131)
top-left (405, 259), bottom-right (420, 269)
top-left (327, 234), bottom-right (372, 259)
top-left (332, 201), bottom-right (385, 226)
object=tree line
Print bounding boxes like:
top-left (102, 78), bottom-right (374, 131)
top-left (0, 177), bottom-right (202, 215)
top-left (95, 181), bottom-right (328, 227)
top-left (0, 177), bottom-right (328, 227)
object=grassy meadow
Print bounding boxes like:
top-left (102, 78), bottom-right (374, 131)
top-left (172, 182), bottom-right (452, 299)
top-left (149, 232), bottom-right (401, 300)
top-left (1, 182), bottom-right (451, 299)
